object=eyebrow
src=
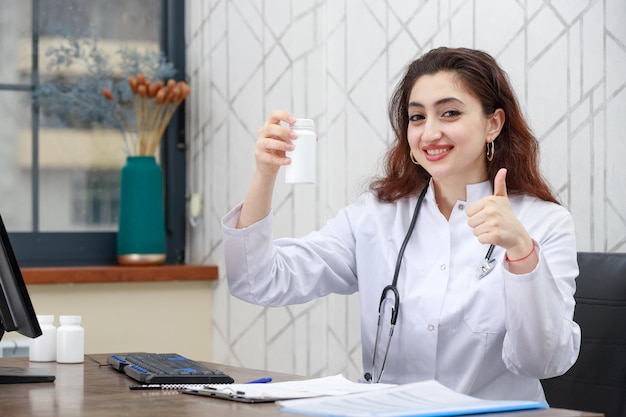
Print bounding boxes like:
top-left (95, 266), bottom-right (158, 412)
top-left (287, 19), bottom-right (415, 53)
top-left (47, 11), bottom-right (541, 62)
top-left (408, 97), bottom-right (464, 108)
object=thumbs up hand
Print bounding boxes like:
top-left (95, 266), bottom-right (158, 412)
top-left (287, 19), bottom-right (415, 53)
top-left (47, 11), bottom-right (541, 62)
top-left (466, 168), bottom-right (533, 259)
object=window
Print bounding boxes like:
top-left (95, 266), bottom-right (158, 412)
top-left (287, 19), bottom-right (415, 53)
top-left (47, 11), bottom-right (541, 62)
top-left (72, 170), bottom-right (120, 227)
top-left (0, 0), bottom-right (186, 266)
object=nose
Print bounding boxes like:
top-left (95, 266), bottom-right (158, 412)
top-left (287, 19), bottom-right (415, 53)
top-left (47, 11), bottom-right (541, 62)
top-left (421, 118), bottom-right (442, 143)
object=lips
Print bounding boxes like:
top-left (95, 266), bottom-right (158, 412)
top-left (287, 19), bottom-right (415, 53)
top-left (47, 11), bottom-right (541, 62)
top-left (423, 146), bottom-right (452, 161)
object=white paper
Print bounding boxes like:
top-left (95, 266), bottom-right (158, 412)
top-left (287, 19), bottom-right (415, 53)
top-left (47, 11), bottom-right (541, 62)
top-left (278, 379), bottom-right (548, 417)
top-left (200, 374), bottom-right (393, 401)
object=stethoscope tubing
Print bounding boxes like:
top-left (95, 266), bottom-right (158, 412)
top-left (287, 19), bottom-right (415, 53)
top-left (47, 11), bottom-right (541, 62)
top-left (368, 183), bottom-right (429, 383)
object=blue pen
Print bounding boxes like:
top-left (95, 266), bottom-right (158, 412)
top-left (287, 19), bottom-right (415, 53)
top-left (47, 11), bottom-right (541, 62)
top-left (245, 377), bottom-right (272, 384)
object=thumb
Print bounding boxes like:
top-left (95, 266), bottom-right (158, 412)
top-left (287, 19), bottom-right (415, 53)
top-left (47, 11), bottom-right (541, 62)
top-left (494, 168), bottom-right (508, 197)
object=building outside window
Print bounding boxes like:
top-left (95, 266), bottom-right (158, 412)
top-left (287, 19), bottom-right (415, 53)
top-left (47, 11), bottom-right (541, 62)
top-left (72, 170), bottom-right (120, 228)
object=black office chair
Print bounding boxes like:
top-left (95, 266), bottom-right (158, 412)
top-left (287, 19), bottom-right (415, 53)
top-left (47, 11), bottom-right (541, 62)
top-left (541, 252), bottom-right (626, 417)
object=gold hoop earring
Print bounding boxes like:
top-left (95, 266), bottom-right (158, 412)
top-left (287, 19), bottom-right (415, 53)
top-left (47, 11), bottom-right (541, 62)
top-left (410, 150), bottom-right (419, 165)
top-left (486, 141), bottom-right (495, 162)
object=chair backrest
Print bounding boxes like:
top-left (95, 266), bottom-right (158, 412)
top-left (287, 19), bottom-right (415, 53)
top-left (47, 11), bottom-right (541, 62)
top-left (541, 252), bottom-right (626, 417)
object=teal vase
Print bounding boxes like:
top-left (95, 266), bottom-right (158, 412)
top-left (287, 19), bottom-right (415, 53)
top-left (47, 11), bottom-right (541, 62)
top-left (116, 156), bottom-right (166, 265)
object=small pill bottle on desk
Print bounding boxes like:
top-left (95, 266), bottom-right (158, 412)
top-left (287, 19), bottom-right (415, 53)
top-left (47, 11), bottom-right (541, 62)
top-left (56, 315), bottom-right (84, 364)
top-left (29, 315), bottom-right (57, 362)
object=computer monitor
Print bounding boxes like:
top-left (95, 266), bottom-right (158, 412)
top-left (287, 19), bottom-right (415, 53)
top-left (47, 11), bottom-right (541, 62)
top-left (0, 214), bottom-right (55, 383)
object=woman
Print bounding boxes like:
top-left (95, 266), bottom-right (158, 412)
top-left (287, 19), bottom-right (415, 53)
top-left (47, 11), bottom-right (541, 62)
top-left (221, 47), bottom-right (580, 402)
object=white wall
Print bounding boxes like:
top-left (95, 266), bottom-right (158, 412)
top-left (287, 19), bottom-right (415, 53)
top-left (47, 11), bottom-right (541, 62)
top-left (5, 282), bottom-right (214, 361)
top-left (185, 0), bottom-right (626, 380)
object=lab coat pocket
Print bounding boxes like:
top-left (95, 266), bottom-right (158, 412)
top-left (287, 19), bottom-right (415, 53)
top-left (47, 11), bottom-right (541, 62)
top-left (462, 267), bottom-right (506, 334)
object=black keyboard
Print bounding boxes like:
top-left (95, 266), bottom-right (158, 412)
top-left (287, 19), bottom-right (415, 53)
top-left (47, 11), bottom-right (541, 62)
top-left (107, 353), bottom-right (234, 384)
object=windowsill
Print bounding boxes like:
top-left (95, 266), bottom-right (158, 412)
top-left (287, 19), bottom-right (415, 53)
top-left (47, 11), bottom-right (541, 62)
top-left (22, 264), bottom-right (219, 285)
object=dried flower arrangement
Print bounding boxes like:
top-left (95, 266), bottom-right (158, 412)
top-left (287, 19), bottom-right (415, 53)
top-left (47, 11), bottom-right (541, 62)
top-left (34, 35), bottom-right (188, 156)
top-left (102, 74), bottom-right (190, 156)
top-left (102, 72), bottom-right (191, 155)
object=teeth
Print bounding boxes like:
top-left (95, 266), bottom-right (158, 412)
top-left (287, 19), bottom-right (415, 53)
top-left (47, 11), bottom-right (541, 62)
top-left (426, 148), bottom-right (447, 155)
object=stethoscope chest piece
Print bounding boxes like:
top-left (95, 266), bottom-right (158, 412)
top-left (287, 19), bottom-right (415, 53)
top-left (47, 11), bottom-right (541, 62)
top-left (479, 257), bottom-right (496, 278)
top-left (478, 244), bottom-right (496, 279)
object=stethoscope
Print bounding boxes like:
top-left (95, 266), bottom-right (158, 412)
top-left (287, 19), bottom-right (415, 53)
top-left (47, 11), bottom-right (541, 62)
top-left (364, 182), bottom-right (496, 383)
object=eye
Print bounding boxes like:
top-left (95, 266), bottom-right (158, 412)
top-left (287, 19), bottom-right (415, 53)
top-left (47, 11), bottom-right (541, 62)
top-left (442, 110), bottom-right (461, 118)
top-left (409, 114), bottom-right (425, 122)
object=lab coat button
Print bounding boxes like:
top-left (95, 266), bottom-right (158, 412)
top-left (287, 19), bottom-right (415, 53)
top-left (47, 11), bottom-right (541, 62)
top-left (440, 264), bottom-right (446, 270)
top-left (428, 324), bottom-right (435, 331)
top-left (458, 203), bottom-right (465, 210)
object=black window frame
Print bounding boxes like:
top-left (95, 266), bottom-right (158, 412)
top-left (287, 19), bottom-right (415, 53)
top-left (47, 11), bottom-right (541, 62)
top-left (3, 0), bottom-right (186, 267)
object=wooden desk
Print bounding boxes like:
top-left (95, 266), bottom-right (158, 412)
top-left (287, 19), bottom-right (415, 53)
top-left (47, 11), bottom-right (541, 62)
top-left (0, 355), bottom-right (603, 417)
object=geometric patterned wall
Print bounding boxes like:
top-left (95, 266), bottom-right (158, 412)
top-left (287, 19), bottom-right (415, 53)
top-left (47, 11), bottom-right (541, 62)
top-left (185, 0), bottom-right (626, 380)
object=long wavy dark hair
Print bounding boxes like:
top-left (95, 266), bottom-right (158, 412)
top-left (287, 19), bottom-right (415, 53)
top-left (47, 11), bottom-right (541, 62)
top-left (369, 47), bottom-right (558, 205)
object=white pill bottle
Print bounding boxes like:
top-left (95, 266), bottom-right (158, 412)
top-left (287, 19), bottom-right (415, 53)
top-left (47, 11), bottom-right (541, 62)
top-left (29, 315), bottom-right (57, 362)
top-left (285, 119), bottom-right (316, 184)
top-left (56, 315), bottom-right (85, 364)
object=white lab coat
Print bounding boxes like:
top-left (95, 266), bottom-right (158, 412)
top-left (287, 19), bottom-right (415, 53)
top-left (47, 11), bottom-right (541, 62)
top-left (221, 180), bottom-right (581, 402)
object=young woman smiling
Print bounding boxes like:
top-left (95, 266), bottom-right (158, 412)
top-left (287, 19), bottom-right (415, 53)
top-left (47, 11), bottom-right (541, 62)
top-left (222, 47), bottom-right (580, 403)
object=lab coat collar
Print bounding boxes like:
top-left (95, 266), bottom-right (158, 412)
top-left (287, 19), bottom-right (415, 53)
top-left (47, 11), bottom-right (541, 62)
top-left (425, 178), bottom-right (492, 204)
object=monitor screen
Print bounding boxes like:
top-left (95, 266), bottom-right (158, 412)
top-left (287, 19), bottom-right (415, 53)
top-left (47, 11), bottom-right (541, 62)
top-left (0, 214), bottom-right (55, 383)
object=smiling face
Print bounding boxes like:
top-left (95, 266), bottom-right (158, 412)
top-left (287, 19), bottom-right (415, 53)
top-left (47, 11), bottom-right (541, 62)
top-left (407, 71), bottom-right (503, 188)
